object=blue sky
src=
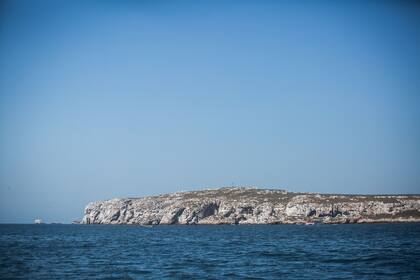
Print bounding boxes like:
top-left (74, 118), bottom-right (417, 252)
top-left (1, 0), bottom-right (419, 223)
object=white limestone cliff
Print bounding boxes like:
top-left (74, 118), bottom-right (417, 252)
top-left (82, 187), bottom-right (420, 225)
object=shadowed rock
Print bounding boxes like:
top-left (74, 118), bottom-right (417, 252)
top-left (81, 187), bottom-right (420, 225)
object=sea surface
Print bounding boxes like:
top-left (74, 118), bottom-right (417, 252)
top-left (1, 223), bottom-right (419, 279)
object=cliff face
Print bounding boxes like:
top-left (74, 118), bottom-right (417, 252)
top-left (82, 187), bottom-right (420, 225)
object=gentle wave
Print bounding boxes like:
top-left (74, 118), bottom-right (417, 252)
top-left (1, 224), bottom-right (420, 279)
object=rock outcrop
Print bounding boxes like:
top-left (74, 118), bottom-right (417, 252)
top-left (81, 187), bottom-right (420, 225)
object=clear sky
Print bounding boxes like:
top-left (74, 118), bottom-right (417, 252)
top-left (1, 0), bottom-right (419, 223)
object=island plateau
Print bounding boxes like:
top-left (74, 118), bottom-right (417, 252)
top-left (82, 187), bottom-right (420, 225)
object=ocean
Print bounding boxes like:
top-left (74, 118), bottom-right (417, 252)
top-left (1, 223), bottom-right (419, 279)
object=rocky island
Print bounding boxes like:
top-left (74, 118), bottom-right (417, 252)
top-left (82, 187), bottom-right (420, 225)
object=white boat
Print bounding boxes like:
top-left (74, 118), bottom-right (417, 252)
top-left (140, 224), bottom-right (153, 228)
top-left (34, 219), bottom-right (43, 224)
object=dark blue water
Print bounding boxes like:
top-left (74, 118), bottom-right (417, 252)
top-left (1, 224), bottom-right (419, 279)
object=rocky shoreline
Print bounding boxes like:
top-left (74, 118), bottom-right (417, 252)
top-left (82, 187), bottom-right (420, 225)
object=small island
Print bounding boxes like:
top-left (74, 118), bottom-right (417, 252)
top-left (82, 187), bottom-right (420, 225)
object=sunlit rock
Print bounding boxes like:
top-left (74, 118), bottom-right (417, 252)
top-left (82, 187), bottom-right (420, 225)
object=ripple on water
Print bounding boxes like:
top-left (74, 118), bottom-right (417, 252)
top-left (0, 224), bottom-right (420, 279)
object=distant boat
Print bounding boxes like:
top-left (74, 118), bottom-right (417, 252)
top-left (140, 224), bottom-right (153, 228)
top-left (305, 222), bottom-right (315, 225)
top-left (34, 219), bottom-right (43, 224)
